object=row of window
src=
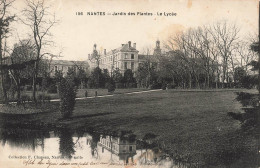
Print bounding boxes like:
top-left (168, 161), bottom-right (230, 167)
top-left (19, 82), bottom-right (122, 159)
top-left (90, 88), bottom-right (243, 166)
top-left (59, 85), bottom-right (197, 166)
top-left (124, 62), bottom-right (134, 70)
top-left (100, 53), bottom-right (135, 64)
top-left (54, 65), bottom-right (87, 72)
top-left (100, 62), bottom-right (135, 70)
top-left (100, 139), bottom-right (135, 153)
top-left (125, 53), bottom-right (135, 59)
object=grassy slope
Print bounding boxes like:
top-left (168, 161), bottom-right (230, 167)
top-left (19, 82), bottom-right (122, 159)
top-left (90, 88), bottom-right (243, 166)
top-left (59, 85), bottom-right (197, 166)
top-left (0, 90), bottom-right (257, 167)
top-left (61, 90), bottom-right (249, 166)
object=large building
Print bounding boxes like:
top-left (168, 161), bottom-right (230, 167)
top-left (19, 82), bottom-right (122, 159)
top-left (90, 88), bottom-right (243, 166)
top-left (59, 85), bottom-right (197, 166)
top-left (88, 40), bottom-right (162, 75)
top-left (48, 60), bottom-right (89, 77)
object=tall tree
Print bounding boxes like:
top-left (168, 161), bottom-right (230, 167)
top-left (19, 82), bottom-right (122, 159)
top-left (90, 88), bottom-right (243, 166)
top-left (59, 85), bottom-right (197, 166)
top-left (9, 40), bottom-right (36, 104)
top-left (0, 0), bottom-right (15, 103)
top-left (207, 21), bottom-right (240, 86)
top-left (21, 0), bottom-right (57, 103)
top-left (124, 69), bottom-right (135, 88)
top-left (88, 67), bottom-right (103, 88)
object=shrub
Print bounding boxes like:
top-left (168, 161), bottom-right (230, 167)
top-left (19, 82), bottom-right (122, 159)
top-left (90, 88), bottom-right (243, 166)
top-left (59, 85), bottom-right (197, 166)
top-left (161, 83), bottom-right (167, 90)
top-left (21, 95), bottom-right (31, 104)
top-left (26, 85), bottom-right (32, 91)
top-left (47, 84), bottom-right (57, 93)
top-left (115, 82), bottom-right (124, 89)
top-left (85, 90), bottom-right (88, 97)
top-left (37, 94), bottom-right (51, 103)
top-left (166, 83), bottom-right (175, 89)
top-left (106, 80), bottom-right (115, 93)
top-left (58, 78), bottom-right (77, 118)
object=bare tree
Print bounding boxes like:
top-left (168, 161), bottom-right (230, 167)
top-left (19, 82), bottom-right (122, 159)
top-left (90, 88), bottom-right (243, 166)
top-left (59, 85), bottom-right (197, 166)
top-left (234, 40), bottom-right (257, 73)
top-left (166, 30), bottom-right (204, 88)
top-left (21, 0), bottom-right (58, 103)
top-left (207, 20), bottom-right (240, 86)
top-left (0, 0), bottom-right (15, 103)
top-left (164, 21), bottom-right (240, 89)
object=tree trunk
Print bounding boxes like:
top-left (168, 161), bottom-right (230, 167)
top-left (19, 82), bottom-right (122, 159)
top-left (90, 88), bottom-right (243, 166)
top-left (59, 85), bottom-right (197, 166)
top-left (195, 75), bottom-right (200, 89)
top-left (17, 84), bottom-right (21, 105)
top-left (189, 73), bottom-right (192, 89)
top-left (0, 37), bottom-right (8, 104)
top-left (0, 71), bottom-right (8, 104)
top-left (32, 61), bottom-right (39, 103)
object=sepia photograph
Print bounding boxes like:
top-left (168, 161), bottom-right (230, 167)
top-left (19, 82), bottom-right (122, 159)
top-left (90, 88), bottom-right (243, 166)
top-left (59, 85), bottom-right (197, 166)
top-left (0, 0), bottom-right (259, 167)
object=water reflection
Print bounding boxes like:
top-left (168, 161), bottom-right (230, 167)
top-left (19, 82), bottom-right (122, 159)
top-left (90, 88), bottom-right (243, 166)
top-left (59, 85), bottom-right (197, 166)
top-left (97, 134), bottom-right (136, 164)
top-left (0, 127), bottom-right (175, 167)
top-left (58, 129), bottom-right (75, 159)
top-left (0, 128), bottom-right (48, 152)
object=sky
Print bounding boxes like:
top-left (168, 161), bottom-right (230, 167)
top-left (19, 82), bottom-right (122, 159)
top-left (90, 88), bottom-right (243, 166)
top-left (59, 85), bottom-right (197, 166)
top-left (8, 0), bottom-right (259, 61)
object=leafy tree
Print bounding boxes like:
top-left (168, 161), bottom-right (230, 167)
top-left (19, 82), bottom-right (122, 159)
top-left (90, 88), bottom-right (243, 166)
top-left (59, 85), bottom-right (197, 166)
top-left (76, 68), bottom-right (88, 88)
top-left (124, 69), bottom-right (135, 88)
top-left (136, 60), bottom-right (158, 88)
top-left (58, 71), bottom-right (77, 119)
top-left (234, 67), bottom-right (246, 87)
top-left (136, 63), bottom-right (149, 88)
top-left (0, 0), bottom-right (15, 103)
top-left (9, 40), bottom-right (36, 104)
top-left (106, 78), bottom-right (115, 93)
top-left (66, 67), bottom-right (77, 86)
top-left (113, 68), bottom-right (123, 83)
top-left (88, 67), bottom-right (103, 88)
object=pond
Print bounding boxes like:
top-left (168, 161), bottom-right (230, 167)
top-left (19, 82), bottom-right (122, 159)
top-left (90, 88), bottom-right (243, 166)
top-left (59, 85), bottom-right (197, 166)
top-left (0, 127), bottom-right (179, 168)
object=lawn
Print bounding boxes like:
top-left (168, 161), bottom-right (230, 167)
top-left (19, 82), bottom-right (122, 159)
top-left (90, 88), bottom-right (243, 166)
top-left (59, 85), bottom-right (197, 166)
top-left (0, 89), bottom-right (258, 167)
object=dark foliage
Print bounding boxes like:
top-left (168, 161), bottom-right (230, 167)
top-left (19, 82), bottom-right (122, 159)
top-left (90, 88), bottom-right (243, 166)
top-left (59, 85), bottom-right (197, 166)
top-left (59, 129), bottom-right (75, 159)
top-left (58, 78), bottom-right (77, 119)
top-left (47, 84), bottom-right (57, 93)
top-left (106, 79), bottom-right (115, 93)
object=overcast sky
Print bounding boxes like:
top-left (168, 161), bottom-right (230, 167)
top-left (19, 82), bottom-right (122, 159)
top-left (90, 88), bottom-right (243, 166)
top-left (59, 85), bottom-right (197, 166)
top-left (9, 0), bottom-right (258, 61)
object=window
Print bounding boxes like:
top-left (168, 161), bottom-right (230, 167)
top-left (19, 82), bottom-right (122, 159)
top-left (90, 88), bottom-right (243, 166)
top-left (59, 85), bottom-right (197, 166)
top-left (124, 62), bottom-right (127, 69)
top-left (131, 54), bottom-right (134, 59)
top-left (131, 62), bottom-right (134, 70)
top-left (125, 53), bottom-right (128, 59)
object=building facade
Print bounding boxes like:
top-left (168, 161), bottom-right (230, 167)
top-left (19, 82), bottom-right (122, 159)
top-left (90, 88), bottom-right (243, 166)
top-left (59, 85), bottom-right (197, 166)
top-left (88, 40), bottom-right (162, 75)
top-left (49, 60), bottom-right (89, 77)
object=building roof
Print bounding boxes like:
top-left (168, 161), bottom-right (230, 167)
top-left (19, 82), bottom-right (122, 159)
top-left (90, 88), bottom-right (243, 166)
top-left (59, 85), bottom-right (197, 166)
top-left (104, 43), bottom-right (138, 56)
top-left (50, 60), bottom-right (89, 67)
top-left (138, 54), bottom-right (158, 62)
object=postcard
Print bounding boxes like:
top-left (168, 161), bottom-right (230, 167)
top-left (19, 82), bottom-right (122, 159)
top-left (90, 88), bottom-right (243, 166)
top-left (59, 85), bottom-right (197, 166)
top-left (0, 0), bottom-right (259, 168)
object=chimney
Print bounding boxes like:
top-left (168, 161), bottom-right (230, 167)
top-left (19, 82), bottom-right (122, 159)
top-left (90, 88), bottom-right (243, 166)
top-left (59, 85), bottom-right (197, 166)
top-left (133, 43), bottom-right (136, 49)
top-left (104, 49), bottom-right (106, 55)
top-left (128, 41), bottom-right (131, 48)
